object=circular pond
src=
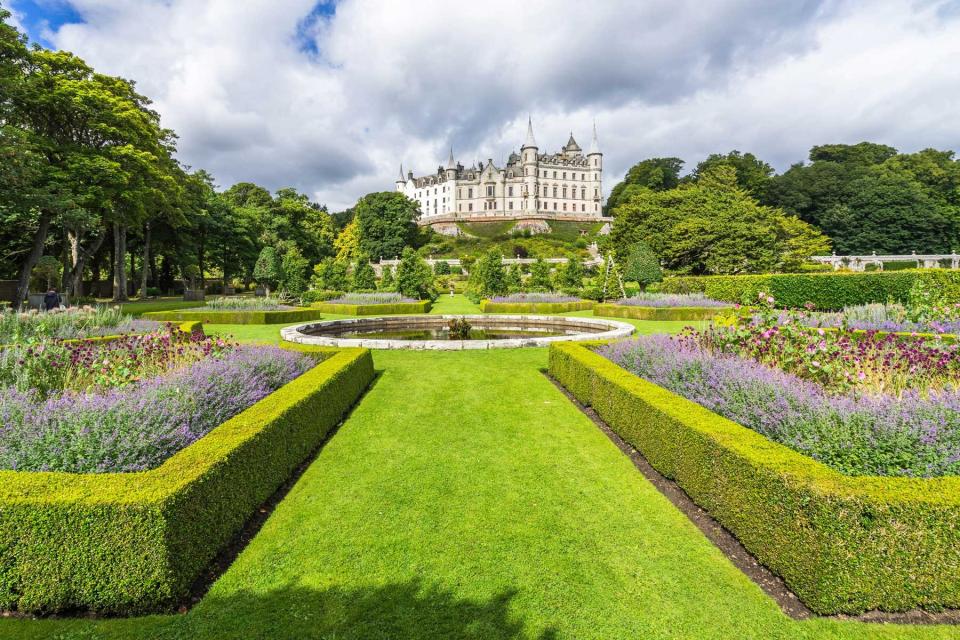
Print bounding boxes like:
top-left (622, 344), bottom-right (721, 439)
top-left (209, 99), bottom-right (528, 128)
top-left (281, 314), bottom-right (635, 350)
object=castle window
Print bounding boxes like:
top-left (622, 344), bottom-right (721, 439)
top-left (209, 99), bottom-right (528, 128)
top-left (458, 204), bottom-right (462, 212)
top-left (553, 202), bottom-right (557, 210)
top-left (508, 201), bottom-right (513, 210)
top-left (552, 186), bottom-right (557, 198)
top-left (595, 203), bottom-right (598, 211)
top-left (469, 203), bottom-right (473, 212)
top-left (563, 203), bottom-right (567, 211)
top-left (581, 188), bottom-right (586, 199)
top-left (562, 172), bottom-right (566, 179)
top-left (594, 159), bottom-right (598, 166)
top-left (486, 185), bottom-right (494, 197)
top-left (594, 188), bottom-right (598, 197)
top-left (553, 171), bottom-right (557, 178)
top-left (581, 203), bottom-right (586, 212)
top-left (581, 173), bottom-right (585, 180)
top-left (458, 189), bottom-right (461, 198)
top-left (508, 186), bottom-right (513, 197)
top-left (468, 188), bottom-right (473, 198)
top-left (562, 187), bottom-right (567, 198)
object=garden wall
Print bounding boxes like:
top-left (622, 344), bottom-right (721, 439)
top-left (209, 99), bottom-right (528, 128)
top-left (593, 303), bottom-right (733, 321)
top-left (548, 341), bottom-right (960, 615)
top-left (479, 300), bottom-right (593, 314)
top-left (658, 270), bottom-right (960, 310)
top-left (141, 308), bottom-right (328, 324)
top-left (310, 301), bottom-right (431, 315)
top-left (0, 346), bottom-right (374, 614)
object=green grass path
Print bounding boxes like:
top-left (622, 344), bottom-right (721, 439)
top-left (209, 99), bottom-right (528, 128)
top-left (4, 349), bottom-right (959, 639)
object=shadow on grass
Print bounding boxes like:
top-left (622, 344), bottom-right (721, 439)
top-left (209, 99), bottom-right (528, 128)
top-left (166, 579), bottom-right (558, 640)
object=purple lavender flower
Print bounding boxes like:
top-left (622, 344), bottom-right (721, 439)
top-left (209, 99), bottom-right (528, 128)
top-left (616, 293), bottom-right (729, 308)
top-left (489, 293), bottom-right (581, 303)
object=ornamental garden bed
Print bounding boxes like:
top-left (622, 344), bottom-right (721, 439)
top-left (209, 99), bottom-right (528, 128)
top-left (595, 293), bottom-right (735, 321)
top-left (141, 308), bottom-right (328, 324)
top-left (549, 303), bottom-right (960, 615)
top-left (0, 325), bottom-right (374, 614)
top-left (480, 293), bottom-right (593, 314)
top-left (310, 293), bottom-right (431, 315)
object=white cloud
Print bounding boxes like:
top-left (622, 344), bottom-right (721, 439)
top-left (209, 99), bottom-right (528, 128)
top-left (39, 0), bottom-right (960, 209)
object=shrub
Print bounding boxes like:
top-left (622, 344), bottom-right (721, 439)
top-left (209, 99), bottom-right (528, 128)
top-left (659, 270), bottom-right (960, 310)
top-left (253, 247), bottom-right (282, 296)
top-left (549, 342), bottom-right (960, 614)
top-left (280, 247), bottom-right (309, 296)
top-left (468, 249), bottom-right (508, 299)
top-left (395, 248), bottom-right (438, 302)
top-left (528, 257), bottom-right (553, 291)
top-left (299, 290), bottom-right (345, 305)
top-left (553, 258), bottom-right (584, 291)
top-left (623, 242), bottom-right (662, 291)
top-left (352, 259), bottom-right (377, 291)
top-left (433, 260), bottom-right (451, 275)
top-left (311, 257), bottom-right (350, 292)
top-left (0, 347), bottom-right (374, 613)
top-left (379, 265), bottom-right (395, 290)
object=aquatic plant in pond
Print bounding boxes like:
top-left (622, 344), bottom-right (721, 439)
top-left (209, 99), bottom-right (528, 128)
top-left (326, 292), bottom-right (417, 304)
top-left (0, 306), bottom-right (160, 343)
top-left (488, 292), bottom-right (581, 303)
top-left (204, 296), bottom-right (291, 311)
top-left (597, 335), bottom-right (960, 478)
top-left (615, 293), bottom-right (728, 308)
top-left (0, 345), bottom-right (312, 473)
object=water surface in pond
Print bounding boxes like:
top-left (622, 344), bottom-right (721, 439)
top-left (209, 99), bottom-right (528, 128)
top-left (327, 327), bottom-right (574, 340)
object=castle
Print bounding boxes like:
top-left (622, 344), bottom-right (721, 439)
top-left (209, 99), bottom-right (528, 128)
top-left (395, 119), bottom-right (607, 236)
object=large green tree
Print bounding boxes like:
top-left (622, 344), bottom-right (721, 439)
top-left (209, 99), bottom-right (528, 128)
top-left (353, 192), bottom-right (419, 260)
top-left (611, 165), bottom-right (830, 274)
top-left (605, 157), bottom-right (684, 214)
top-left (691, 150), bottom-right (773, 197)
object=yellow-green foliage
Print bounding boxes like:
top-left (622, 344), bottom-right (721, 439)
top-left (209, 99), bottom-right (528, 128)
top-left (310, 301), bottom-right (431, 315)
top-left (479, 300), bottom-right (594, 314)
top-left (142, 309), bottom-right (327, 325)
top-left (658, 270), bottom-right (960, 310)
top-left (548, 342), bottom-right (960, 615)
top-left (0, 348), bottom-right (374, 614)
top-left (593, 303), bottom-right (732, 321)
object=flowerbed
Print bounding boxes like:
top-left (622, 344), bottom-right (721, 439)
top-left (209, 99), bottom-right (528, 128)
top-left (0, 326), bottom-right (313, 473)
top-left (204, 296), bottom-right (291, 311)
top-left (615, 293), bottom-right (729, 307)
top-left (806, 302), bottom-right (960, 335)
top-left (0, 305), bottom-right (160, 343)
top-left (311, 294), bottom-right (431, 315)
top-left (326, 292), bottom-right (416, 305)
top-left (142, 307), bottom-right (327, 324)
top-left (480, 292), bottom-right (592, 314)
top-left (488, 293), bottom-right (581, 304)
top-left (0, 345), bottom-right (374, 613)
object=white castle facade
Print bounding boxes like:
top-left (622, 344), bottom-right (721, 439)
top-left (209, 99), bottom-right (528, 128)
top-left (395, 119), bottom-right (606, 235)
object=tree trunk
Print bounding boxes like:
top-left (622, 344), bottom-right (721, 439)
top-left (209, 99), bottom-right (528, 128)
top-left (139, 222), bottom-right (151, 298)
top-left (112, 222), bottom-right (130, 302)
top-left (15, 212), bottom-right (52, 310)
top-left (66, 227), bottom-right (108, 299)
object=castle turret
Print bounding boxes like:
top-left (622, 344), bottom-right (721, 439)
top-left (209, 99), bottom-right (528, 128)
top-left (587, 122), bottom-right (603, 209)
top-left (521, 117), bottom-right (539, 211)
top-left (562, 132), bottom-right (582, 158)
top-left (445, 147), bottom-right (457, 181)
top-left (395, 163), bottom-right (405, 191)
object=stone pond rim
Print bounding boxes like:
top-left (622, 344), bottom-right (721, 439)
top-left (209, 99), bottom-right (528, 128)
top-left (281, 315), bottom-right (635, 350)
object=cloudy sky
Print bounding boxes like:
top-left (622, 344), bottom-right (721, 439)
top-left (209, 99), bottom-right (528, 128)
top-left (6, 0), bottom-right (960, 210)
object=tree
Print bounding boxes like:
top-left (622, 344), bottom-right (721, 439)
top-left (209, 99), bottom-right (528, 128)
top-left (528, 257), bottom-right (553, 291)
top-left (691, 150), bottom-right (773, 197)
top-left (623, 242), bottom-right (662, 290)
top-left (352, 257), bottom-right (377, 291)
top-left (505, 263), bottom-right (522, 293)
top-left (280, 246), bottom-right (309, 296)
top-left (254, 246), bottom-right (281, 295)
top-left (554, 258), bottom-right (584, 291)
top-left (605, 157), bottom-right (684, 214)
top-left (379, 265), bottom-right (395, 291)
top-left (469, 249), bottom-right (508, 299)
top-left (611, 165), bottom-right (829, 275)
top-left (311, 257), bottom-right (349, 291)
top-left (335, 220), bottom-right (361, 262)
top-left (433, 260), bottom-right (451, 275)
top-left (394, 248), bottom-right (437, 301)
top-left (353, 192), bottom-right (419, 260)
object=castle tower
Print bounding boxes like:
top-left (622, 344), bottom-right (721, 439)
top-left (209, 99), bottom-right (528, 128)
top-left (587, 122), bottom-right (603, 209)
top-left (521, 117), bottom-right (539, 212)
top-left (562, 132), bottom-right (582, 159)
top-left (395, 164), bottom-right (405, 192)
top-left (445, 147), bottom-right (457, 181)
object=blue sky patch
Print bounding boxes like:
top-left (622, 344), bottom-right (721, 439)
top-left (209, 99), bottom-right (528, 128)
top-left (9, 0), bottom-right (83, 47)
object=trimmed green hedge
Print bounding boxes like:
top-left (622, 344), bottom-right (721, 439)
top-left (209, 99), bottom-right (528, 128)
top-left (593, 303), bottom-right (734, 321)
top-left (658, 270), bottom-right (960, 310)
top-left (141, 308), bottom-right (328, 325)
top-left (310, 301), bottom-right (431, 315)
top-left (0, 347), bottom-right (374, 614)
top-left (479, 300), bottom-right (594, 314)
top-left (548, 342), bottom-right (960, 615)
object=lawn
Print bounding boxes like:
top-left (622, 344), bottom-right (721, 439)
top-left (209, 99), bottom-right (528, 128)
top-left (5, 306), bottom-right (958, 638)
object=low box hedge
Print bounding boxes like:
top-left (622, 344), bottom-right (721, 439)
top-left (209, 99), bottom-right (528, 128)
top-left (548, 342), bottom-right (960, 615)
top-left (658, 270), bottom-right (960, 310)
top-left (310, 300), bottom-right (431, 315)
top-left (479, 300), bottom-right (594, 314)
top-left (0, 346), bottom-right (374, 614)
top-left (141, 308), bottom-right (328, 325)
top-left (593, 303), bottom-right (733, 321)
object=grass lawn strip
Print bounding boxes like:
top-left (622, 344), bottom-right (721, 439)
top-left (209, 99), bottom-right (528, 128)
top-left (2, 348), bottom-right (959, 638)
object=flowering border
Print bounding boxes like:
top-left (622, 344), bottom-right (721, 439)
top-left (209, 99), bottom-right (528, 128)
top-left (141, 308), bottom-right (329, 325)
top-left (310, 300), bottom-right (432, 315)
top-left (479, 300), bottom-right (594, 314)
top-left (593, 302), bottom-right (737, 321)
top-left (0, 344), bottom-right (374, 614)
top-left (548, 340), bottom-right (960, 615)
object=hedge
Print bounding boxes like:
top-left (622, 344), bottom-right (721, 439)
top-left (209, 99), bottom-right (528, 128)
top-left (141, 308), bottom-right (328, 325)
top-left (658, 270), bottom-right (960, 310)
top-left (0, 346), bottom-right (374, 614)
top-left (479, 300), bottom-right (594, 314)
top-left (548, 342), bottom-right (960, 615)
top-left (310, 300), bottom-right (431, 315)
top-left (593, 303), bottom-right (734, 321)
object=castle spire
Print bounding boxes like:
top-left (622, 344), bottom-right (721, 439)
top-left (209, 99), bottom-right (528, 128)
top-left (446, 147), bottom-right (455, 170)
top-left (397, 163), bottom-right (405, 182)
top-left (522, 116), bottom-right (537, 149)
top-left (589, 121), bottom-right (601, 155)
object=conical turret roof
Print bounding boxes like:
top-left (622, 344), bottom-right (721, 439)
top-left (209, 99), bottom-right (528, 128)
top-left (563, 132), bottom-right (581, 152)
top-left (446, 147), bottom-right (456, 170)
top-left (589, 121), bottom-right (601, 155)
top-left (522, 116), bottom-right (537, 149)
